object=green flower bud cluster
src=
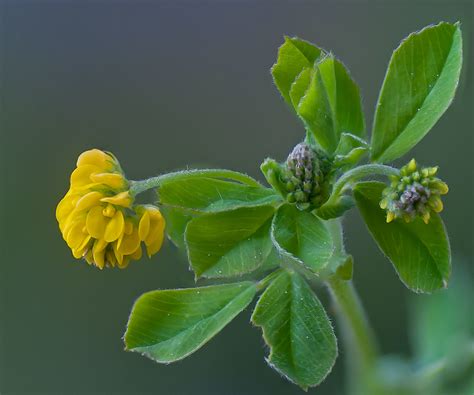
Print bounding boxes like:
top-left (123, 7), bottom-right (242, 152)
top-left (282, 143), bottom-right (332, 210)
top-left (260, 142), bottom-right (333, 210)
top-left (380, 159), bottom-right (448, 224)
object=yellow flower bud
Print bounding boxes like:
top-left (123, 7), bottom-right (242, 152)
top-left (57, 149), bottom-right (166, 269)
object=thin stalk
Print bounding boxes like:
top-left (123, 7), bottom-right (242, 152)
top-left (325, 219), bottom-right (379, 394)
top-left (320, 164), bottom-right (399, 211)
top-left (327, 278), bottom-right (378, 375)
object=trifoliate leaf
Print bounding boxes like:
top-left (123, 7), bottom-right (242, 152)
top-left (251, 270), bottom-right (337, 390)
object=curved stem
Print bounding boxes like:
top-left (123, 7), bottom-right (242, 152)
top-left (332, 164), bottom-right (399, 198)
top-left (319, 164), bottom-right (399, 213)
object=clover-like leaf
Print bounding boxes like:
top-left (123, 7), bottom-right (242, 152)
top-left (272, 36), bottom-right (322, 107)
top-left (333, 132), bottom-right (369, 169)
top-left (271, 204), bottom-right (334, 273)
top-left (371, 22), bottom-right (462, 163)
top-left (124, 282), bottom-right (256, 363)
top-left (251, 270), bottom-right (337, 390)
top-left (158, 171), bottom-right (280, 213)
top-left (160, 206), bottom-right (194, 249)
top-left (354, 181), bottom-right (451, 293)
top-left (296, 56), bottom-right (365, 152)
top-left (185, 206), bottom-right (276, 278)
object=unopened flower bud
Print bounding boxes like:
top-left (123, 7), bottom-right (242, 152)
top-left (380, 159), bottom-right (448, 224)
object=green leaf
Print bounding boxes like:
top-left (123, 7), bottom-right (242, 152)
top-left (333, 132), bottom-right (369, 169)
top-left (124, 282), bottom-right (256, 363)
top-left (251, 270), bottom-right (337, 390)
top-left (271, 204), bottom-right (334, 273)
top-left (185, 206), bottom-right (276, 278)
top-left (160, 206), bottom-right (194, 249)
top-left (354, 181), bottom-right (451, 293)
top-left (272, 37), bottom-right (322, 107)
top-left (159, 175), bottom-right (281, 213)
top-left (156, 168), bottom-right (262, 187)
top-left (319, 57), bottom-right (366, 139)
top-left (315, 195), bottom-right (355, 220)
top-left (296, 63), bottom-right (337, 152)
top-left (371, 22), bottom-right (463, 163)
top-left (296, 55), bottom-right (366, 152)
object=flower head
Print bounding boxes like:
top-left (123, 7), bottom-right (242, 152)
top-left (380, 159), bottom-right (448, 224)
top-left (283, 143), bottom-right (332, 210)
top-left (56, 149), bottom-right (165, 269)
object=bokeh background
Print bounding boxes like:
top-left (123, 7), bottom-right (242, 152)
top-left (1, 1), bottom-right (472, 394)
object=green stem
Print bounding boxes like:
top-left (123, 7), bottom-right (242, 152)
top-left (320, 164), bottom-right (399, 212)
top-left (325, 219), bottom-right (379, 394)
top-left (327, 278), bottom-right (378, 372)
top-left (332, 164), bottom-right (399, 197)
top-left (129, 168), bottom-right (262, 196)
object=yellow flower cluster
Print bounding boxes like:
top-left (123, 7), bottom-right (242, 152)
top-left (56, 149), bottom-right (165, 269)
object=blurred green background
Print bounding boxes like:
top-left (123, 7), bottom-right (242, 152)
top-left (1, 1), bottom-right (472, 394)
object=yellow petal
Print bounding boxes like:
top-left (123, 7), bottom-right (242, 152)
top-left (77, 149), bottom-right (113, 169)
top-left (118, 228), bottom-right (140, 255)
top-left (56, 193), bottom-right (78, 222)
top-left (66, 222), bottom-right (88, 250)
top-left (84, 250), bottom-right (94, 265)
top-left (86, 206), bottom-right (108, 239)
top-left (407, 159), bottom-right (417, 173)
top-left (92, 240), bottom-right (106, 269)
top-left (90, 172), bottom-right (126, 189)
top-left (94, 238), bottom-right (108, 252)
top-left (70, 165), bottom-right (100, 187)
top-left (106, 250), bottom-right (117, 268)
top-left (104, 210), bottom-right (124, 242)
top-left (422, 212), bottom-right (431, 224)
top-left (138, 211), bottom-right (150, 241)
top-left (112, 242), bottom-right (124, 266)
top-left (118, 257), bottom-right (130, 269)
top-left (130, 245), bottom-right (142, 261)
top-left (124, 221), bottom-right (133, 235)
top-left (386, 211), bottom-right (395, 223)
top-left (146, 231), bottom-right (164, 258)
top-left (430, 197), bottom-right (444, 213)
top-left (100, 191), bottom-right (132, 208)
top-left (75, 191), bottom-right (103, 211)
top-left (72, 248), bottom-right (84, 259)
top-left (61, 211), bottom-right (84, 238)
top-left (72, 235), bottom-right (92, 258)
top-left (145, 216), bottom-right (165, 246)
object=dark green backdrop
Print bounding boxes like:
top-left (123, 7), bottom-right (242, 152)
top-left (1, 1), bottom-right (472, 394)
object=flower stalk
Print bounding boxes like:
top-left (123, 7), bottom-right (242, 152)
top-left (325, 218), bottom-right (379, 394)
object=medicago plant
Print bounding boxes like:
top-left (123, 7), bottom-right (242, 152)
top-left (57, 22), bottom-right (464, 393)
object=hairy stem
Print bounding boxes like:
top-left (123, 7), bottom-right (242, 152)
top-left (320, 164), bottom-right (399, 211)
top-left (325, 219), bottom-right (379, 394)
top-left (327, 277), bottom-right (378, 393)
top-left (332, 164), bottom-right (399, 197)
